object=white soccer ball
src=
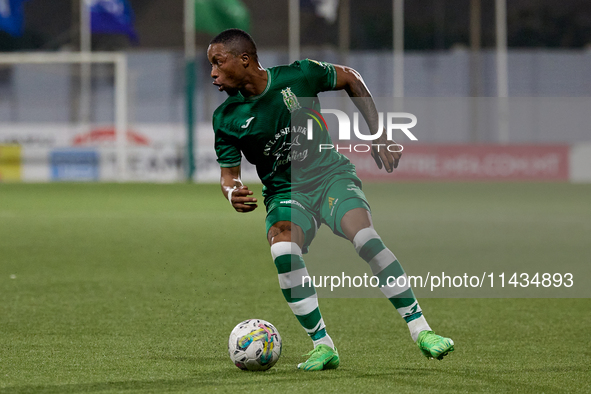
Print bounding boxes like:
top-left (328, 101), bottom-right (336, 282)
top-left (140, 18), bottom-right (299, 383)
top-left (228, 319), bottom-right (282, 371)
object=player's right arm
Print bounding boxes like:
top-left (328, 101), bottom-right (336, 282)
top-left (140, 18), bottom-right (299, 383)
top-left (333, 65), bottom-right (400, 173)
top-left (220, 166), bottom-right (258, 213)
top-left (297, 59), bottom-right (399, 172)
top-left (214, 109), bottom-right (257, 213)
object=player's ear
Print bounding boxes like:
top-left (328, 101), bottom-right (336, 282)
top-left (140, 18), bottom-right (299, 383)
top-left (241, 53), bottom-right (250, 67)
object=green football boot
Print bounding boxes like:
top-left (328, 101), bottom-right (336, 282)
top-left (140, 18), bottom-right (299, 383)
top-left (297, 344), bottom-right (340, 371)
top-left (416, 330), bottom-right (455, 360)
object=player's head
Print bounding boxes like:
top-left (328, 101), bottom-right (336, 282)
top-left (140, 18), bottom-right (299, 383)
top-left (207, 29), bottom-right (259, 94)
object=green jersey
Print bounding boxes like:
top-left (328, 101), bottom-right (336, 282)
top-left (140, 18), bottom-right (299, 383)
top-left (212, 59), bottom-right (355, 199)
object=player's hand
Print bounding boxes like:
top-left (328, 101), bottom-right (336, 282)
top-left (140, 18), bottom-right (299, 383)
top-left (230, 185), bottom-right (258, 213)
top-left (370, 130), bottom-right (401, 173)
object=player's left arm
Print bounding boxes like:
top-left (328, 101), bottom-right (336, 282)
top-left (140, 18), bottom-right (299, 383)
top-left (333, 65), bottom-right (400, 172)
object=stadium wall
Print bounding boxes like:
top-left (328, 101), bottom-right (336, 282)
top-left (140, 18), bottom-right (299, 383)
top-left (1, 49), bottom-right (590, 144)
top-left (1, 50), bottom-right (590, 183)
top-left (0, 123), bottom-right (259, 183)
top-left (0, 124), bottom-right (589, 183)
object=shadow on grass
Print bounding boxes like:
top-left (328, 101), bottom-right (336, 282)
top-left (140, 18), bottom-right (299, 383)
top-left (0, 372), bottom-right (339, 394)
top-left (396, 365), bottom-right (589, 392)
top-left (3, 364), bottom-right (588, 393)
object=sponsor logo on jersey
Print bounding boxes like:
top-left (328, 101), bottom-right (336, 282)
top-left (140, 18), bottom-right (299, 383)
top-left (279, 199), bottom-right (306, 211)
top-left (263, 125), bottom-right (307, 157)
top-left (262, 124), bottom-right (309, 176)
top-left (281, 87), bottom-right (301, 113)
top-left (309, 59), bottom-right (328, 69)
top-left (241, 116), bottom-right (255, 129)
top-left (271, 140), bottom-right (292, 158)
top-left (328, 197), bottom-right (338, 216)
top-left (291, 134), bottom-right (301, 146)
top-left (270, 136), bottom-right (308, 163)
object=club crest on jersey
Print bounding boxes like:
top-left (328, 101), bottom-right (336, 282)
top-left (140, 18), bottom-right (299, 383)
top-left (309, 59), bottom-right (328, 69)
top-left (281, 87), bottom-right (301, 113)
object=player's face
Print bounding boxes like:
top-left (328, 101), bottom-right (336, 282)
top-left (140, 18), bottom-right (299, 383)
top-left (207, 43), bottom-right (245, 94)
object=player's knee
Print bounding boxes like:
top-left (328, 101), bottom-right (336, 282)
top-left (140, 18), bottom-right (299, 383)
top-left (267, 221), bottom-right (293, 244)
top-left (340, 207), bottom-right (373, 242)
top-left (267, 221), bottom-right (304, 246)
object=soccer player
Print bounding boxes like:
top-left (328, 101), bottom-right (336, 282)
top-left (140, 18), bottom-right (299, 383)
top-left (208, 29), bottom-right (454, 371)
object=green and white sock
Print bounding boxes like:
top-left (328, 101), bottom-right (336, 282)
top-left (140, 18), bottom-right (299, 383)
top-left (271, 242), bottom-right (334, 349)
top-left (352, 227), bottom-right (431, 342)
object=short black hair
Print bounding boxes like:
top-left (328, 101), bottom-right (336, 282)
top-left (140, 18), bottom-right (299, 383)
top-left (210, 29), bottom-right (258, 60)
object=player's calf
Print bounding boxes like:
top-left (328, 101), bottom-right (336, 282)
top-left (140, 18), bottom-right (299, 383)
top-left (352, 227), bottom-right (456, 360)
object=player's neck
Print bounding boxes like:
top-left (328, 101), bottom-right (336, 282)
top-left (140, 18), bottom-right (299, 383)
top-left (240, 66), bottom-right (268, 98)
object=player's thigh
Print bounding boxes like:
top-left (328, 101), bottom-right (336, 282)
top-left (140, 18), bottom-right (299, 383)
top-left (265, 197), bottom-right (318, 252)
top-left (321, 176), bottom-right (371, 241)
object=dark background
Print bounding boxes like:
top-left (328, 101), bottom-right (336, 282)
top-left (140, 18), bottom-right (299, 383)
top-left (1, 0), bottom-right (591, 52)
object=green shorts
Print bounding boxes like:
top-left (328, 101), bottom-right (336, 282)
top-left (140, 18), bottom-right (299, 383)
top-left (265, 171), bottom-right (370, 253)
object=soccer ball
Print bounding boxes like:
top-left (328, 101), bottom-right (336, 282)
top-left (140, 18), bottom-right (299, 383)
top-left (228, 319), bottom-right (282, 371)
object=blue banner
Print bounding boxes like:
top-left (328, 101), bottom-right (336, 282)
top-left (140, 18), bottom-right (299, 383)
top-left (51, 149), bottom-right (100, 181)
top-left (89, 0), bottom-right (138, 42)
top-left (0, 0), bottom-right (28, 37)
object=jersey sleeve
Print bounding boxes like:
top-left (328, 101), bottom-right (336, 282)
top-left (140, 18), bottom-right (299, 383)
top-left (214, 134), bottom-right (242, 168)
top-left (297, 59), bottom-right (337, 93)
top-left (213, 115), bottom-right (242, 168)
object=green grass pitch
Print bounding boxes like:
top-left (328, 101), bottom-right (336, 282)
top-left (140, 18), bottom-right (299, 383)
top-left (1, 182), bottom-right (589, 393)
